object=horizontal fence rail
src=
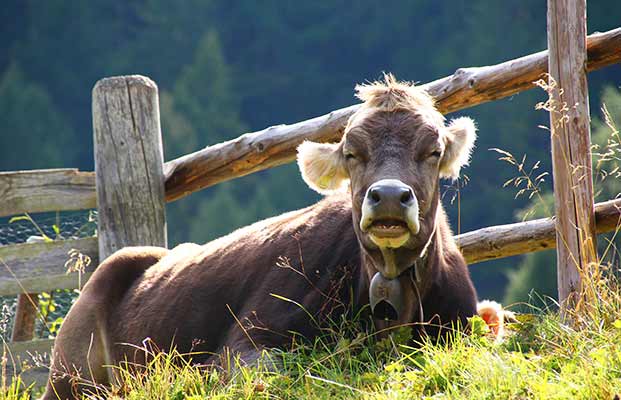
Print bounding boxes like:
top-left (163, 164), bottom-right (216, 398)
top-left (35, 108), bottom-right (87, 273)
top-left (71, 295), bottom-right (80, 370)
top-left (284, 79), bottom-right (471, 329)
top-left (163, 28), bottom-right (621, 202)
top-left (457, 198), bottom-right (621, 264)
top-left (0, 237), bottom-right (98, 296)
top-left (0, 169), bottom-right (96, 217)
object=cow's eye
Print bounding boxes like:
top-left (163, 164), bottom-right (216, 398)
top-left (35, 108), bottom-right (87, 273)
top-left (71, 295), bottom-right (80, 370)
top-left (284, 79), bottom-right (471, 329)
top-left (345, 152), bottom-right (357, 161)
top-left (430, 150), bottom-right (442, 158)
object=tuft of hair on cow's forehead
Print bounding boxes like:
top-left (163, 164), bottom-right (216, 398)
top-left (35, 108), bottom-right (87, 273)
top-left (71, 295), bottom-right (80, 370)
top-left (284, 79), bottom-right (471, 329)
top-left (346, 74), bottom-right (445, 132)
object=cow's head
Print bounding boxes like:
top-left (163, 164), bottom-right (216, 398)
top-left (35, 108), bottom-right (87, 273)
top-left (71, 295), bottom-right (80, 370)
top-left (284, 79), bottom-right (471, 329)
top-left (297, 75), bottom-right (476, 317)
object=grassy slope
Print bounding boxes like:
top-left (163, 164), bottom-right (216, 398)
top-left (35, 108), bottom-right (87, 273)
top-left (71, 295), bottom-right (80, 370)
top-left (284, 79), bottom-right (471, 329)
top-left (8, 306), bottom-right (621, 400)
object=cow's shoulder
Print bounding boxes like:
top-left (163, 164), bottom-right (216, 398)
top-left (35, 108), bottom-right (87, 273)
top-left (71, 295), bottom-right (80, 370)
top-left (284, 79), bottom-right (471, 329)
top-left (203, 193), bottom-right (354, 257)
top-left (137, 194), bottom-right (356, 283)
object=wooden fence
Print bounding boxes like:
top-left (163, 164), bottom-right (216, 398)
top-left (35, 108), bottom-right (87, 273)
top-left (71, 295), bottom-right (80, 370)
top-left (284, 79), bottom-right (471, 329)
top-left (0, 25), bottom-right (620, 387)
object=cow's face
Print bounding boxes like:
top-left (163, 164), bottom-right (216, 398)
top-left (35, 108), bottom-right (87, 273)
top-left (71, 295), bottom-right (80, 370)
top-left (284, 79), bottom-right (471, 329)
top-left (297, 75), bottom-right (476, 281)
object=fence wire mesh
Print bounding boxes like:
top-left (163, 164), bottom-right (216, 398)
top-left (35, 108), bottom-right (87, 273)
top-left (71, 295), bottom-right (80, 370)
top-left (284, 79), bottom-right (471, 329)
top-left (0, 211), bottom-right (98, 246)
top-left (0, 211), bottom-right (97, 340)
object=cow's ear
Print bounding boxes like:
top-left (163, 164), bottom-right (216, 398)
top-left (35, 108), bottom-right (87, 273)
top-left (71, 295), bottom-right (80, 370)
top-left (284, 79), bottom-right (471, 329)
top-left (297, 141), bottom-right (349, 194)
top-left (440, 117), bottom-right (477, 180)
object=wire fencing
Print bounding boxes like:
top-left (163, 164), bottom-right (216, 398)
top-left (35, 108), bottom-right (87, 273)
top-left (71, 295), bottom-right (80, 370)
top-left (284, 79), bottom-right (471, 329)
top-left (0, 211), bottom-right (97, 340)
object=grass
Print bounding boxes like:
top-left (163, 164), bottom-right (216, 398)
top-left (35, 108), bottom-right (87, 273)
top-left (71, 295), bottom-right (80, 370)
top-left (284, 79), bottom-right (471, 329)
top-left (3, 296), bottom-right (621, 400)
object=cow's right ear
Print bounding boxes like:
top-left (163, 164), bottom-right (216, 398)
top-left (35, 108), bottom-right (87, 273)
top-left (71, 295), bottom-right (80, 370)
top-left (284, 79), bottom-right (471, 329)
top-left (297, 141), bottom-right (349, 195)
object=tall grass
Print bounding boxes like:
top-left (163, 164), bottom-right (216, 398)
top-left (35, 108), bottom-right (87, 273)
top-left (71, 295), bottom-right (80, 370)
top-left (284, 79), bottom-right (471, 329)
top-left (3, 290), bottom-right (621, 400)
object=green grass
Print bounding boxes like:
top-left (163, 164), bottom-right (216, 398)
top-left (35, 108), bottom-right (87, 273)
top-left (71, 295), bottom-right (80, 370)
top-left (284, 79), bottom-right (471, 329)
top-left (5, 300), bottom-right (621, 400)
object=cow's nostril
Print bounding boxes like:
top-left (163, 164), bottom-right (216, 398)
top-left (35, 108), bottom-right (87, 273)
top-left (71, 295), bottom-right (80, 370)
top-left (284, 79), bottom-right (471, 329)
top-left (369, 188), bottom-right (381, 204)
top-left (400, 189), bottom-right (413, 205)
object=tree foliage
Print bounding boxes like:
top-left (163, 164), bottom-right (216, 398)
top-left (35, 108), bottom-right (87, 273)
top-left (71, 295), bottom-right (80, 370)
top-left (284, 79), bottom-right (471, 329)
top-left (0, 63), bottom-right (74, 170)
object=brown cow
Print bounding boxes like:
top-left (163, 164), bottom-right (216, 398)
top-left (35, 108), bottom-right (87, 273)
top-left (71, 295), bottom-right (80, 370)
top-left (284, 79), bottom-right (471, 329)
top-left (41, 75), bottom-right (478, 399)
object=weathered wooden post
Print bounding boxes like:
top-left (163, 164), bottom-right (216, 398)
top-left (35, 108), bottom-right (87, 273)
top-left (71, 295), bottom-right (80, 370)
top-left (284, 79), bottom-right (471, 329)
top-left (93, 75), bottom-right (167, 260)
top-left (547, 0), bottom-right (597, 316)
top-left (11, 234), bottom-right (47, 342)
top-left (11, 293), bottom-right (37, 341)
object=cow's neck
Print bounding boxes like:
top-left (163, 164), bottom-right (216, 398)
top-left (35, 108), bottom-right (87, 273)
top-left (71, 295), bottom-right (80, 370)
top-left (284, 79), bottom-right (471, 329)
top-left (377, 247), bottom-right (399, 279)
top-left (373, 236), bottom-right (432, 283)
top-left (360, 212), bottom-right (440, 327)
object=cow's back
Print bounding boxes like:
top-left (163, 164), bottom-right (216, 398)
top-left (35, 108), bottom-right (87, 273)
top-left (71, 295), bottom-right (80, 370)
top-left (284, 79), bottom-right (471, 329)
top-left (110, 194), bottom-right (362, 363)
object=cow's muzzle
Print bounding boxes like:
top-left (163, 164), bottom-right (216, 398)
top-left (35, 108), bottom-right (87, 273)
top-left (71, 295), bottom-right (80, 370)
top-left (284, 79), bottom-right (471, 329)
top-left (369, 272), bottom-right (403, 321)
top-left (360, 179), bottom-right (420, 248)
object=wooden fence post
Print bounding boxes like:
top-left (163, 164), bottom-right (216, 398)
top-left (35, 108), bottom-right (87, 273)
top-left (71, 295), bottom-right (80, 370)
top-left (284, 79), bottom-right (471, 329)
top-left (547, 0), bottom-right (597, 315)
top-left (93, 75), bottom-right (167, 260)
top-left (10, 293), bottom-right (37, 342)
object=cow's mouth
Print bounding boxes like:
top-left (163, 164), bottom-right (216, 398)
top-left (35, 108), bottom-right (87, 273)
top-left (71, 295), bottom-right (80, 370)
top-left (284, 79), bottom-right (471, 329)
top-left (359, 179), bottom-right (420, 249)
top-left (368, 219), bottom-right (411, 248)
top-left (369, 219), bottom-right (409, 236)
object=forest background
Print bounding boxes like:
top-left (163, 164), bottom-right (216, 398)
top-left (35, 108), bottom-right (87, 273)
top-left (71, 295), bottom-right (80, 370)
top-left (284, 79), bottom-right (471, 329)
top-left (1, 1), bottom-right (620, 303)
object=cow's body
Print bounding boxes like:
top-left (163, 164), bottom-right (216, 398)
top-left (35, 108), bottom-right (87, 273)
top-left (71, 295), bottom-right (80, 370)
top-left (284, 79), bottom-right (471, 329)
top-left (112, 195), bottom-right (362, 362)
top-left (42, 75), bottom-right (480, 399)
top-left (43, 194), bottom-right (476, 399)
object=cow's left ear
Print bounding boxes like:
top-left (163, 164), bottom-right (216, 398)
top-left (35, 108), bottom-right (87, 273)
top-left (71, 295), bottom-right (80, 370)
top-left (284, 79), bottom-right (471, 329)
top-left (297, 141), bottom-right (349, 195)
top-left (440, 117), bottom-right (477, 180)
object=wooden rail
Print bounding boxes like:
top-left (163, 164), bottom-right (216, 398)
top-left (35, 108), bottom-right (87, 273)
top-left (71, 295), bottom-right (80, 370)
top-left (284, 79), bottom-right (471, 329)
top-left (0, 169), bottom-right (96, 218)
top-left (0, 237), bottom-right (98, 296)
top-left (457, 198), bottom-right (621, 264)
top-left (163, 28), bottom-right (621, 202)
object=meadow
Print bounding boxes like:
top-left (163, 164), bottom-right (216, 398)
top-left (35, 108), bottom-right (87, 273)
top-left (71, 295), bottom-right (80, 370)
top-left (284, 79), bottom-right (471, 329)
top-left (3, 278), bottom-right (621, 400)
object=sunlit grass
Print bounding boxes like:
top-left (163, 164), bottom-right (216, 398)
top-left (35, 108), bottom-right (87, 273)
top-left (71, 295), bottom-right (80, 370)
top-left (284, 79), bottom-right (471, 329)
top-left (3, 291), bottom-right (620, 400)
